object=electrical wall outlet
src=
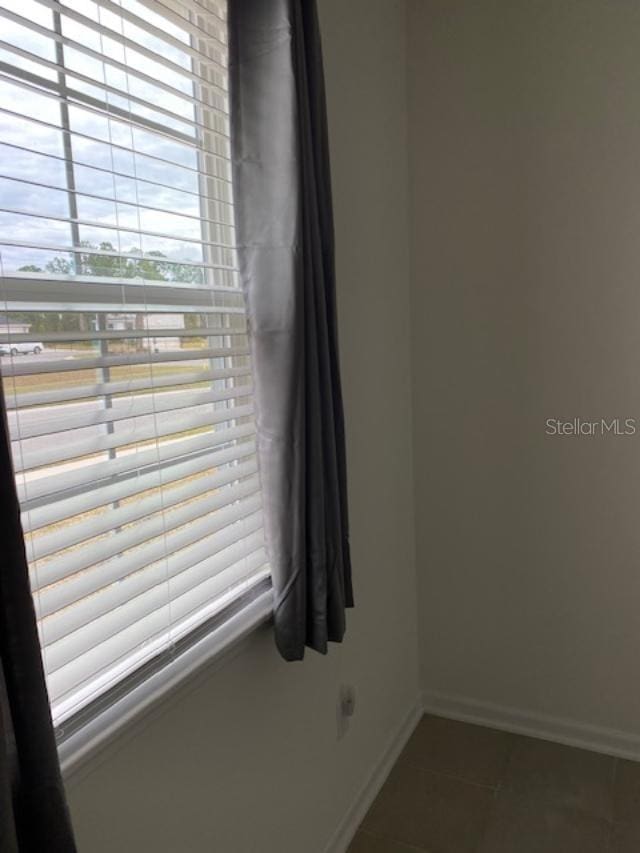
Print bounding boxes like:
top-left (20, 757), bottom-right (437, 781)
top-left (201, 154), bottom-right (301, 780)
top-left (337, 684), bottom-right (356, 740)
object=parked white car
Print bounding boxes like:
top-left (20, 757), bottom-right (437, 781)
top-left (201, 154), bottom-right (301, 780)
top-left (0, 342), bottom-right (44, 356)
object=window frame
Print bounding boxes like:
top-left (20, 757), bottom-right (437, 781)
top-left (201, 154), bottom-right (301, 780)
top-left (59, 581), bottom-right (272, 776)
top-left (0, 0), bottom-right (273, 761)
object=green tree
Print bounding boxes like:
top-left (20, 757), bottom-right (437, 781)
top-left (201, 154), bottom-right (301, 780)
top-left (15, 243), bottom-right (199, 335)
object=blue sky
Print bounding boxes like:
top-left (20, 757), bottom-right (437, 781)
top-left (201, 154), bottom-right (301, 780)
top-left (0, 0), bottom-right (233, 275)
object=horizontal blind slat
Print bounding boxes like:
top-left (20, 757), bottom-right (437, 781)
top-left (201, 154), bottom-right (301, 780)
top-left (0, 171), bottom-right (234, 230)
top-left (135, 0), bottom-right (228, 45)
top-left (43, 550), bottom-right (267, 674)
top-left (0, 79), bottom-right (218, 174)
top-left (64, 0), bottom-right (228, 68)
top-left (38, 0), bottom-right (231, 98)
top-left (0, 137), bottom-right (233, 209)
top-left (139, 0), bottom-right (226, 31)
top-left (0, 7), bottom-right (228, 106)
top-left (3, 346), bottom-right (249, 381)
top-left (27, 455), bottom-right (258, 555)
top-left (18, 422), bottom-right (256, 506)
top-left (0, 204), bottom-right (236, 251)
top-left (14, 402), bottom-right (254, 471)
top-left (3, 327), bottom-right (245, 346)
top-left (0, 279), bottom-right (245, 315)
top-left (0, 103), bottom-right (233, 199)
top-left (46, 559), bottom-right (267, 708)
top-left (40, 533), bottom-right (266, 648)
top-left (0, 43), bottom-right (226, 144)
top-left (24, 438), bottom-right (256, 534)
top-left (8, 365), bottom-right (251, 409)
top-left (0, 239), bottom-right (235, 274)
top-left (12, 383), bottom-right (253, 439)
top-left (35, 500), bottom-right (264, 613)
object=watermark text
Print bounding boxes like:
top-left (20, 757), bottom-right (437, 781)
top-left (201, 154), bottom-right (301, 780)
top-left (545, 418), bottom-right (636, 436)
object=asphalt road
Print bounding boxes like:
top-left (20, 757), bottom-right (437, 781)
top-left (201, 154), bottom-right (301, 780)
top-left (0, 348), bottom-right (79, 363)
top-left (2, 349), bottom-right (247, 475)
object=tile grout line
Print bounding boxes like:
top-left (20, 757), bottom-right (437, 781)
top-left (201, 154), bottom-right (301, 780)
top-left (610, 756), bottom-right (619, 814)
top-left (363, 759), bottom-right (499, 852)
top-left (397, 756), bottom-right (506, 853)
top-left (474, 746), bottom-right (514, 853)
top-left (400, 758), bottom-right (501, 793)
top-left (361, 718), bottom-right (630, 853)
top-left (495, 728), bottom-right (519, 796)
top-left (355, 826), bottom-right (431, 852)
top-left (605, 757), bottom-right (619, 853)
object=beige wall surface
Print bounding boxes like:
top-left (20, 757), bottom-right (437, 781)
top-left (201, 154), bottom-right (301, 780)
top-left (66, 1), bottom-right (419, 851)
top-left (409, 0), bottom-right (640, 736)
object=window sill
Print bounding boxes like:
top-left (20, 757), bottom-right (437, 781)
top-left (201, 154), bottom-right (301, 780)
top-left (59, 586), bottom-right (273, 782)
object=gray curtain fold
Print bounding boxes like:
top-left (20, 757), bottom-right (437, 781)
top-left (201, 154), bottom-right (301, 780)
top-left (229, 0), bottom-right (353, 661)
top-left (0, 377), bottom-right (77, 852)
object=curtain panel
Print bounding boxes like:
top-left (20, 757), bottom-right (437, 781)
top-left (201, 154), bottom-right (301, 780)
top-left (0, 378), bottom-right (76, 852)
top-left (229, 0), bottom-right (353, 661)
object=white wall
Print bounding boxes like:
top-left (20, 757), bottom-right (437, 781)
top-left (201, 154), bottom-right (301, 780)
top-left (409, 0), bottom-right (640, 745)
top-left (66, 2), bottom-right (419, 851)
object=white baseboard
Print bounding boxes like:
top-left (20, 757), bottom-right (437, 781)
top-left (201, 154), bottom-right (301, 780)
top-left (423, 689), bottom-right (640, 762)
top-left (323, 699), bottom-right (423, 853)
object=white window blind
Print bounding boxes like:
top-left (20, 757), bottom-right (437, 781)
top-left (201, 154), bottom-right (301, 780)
top-left (0, 0), bottom-right (270, 731)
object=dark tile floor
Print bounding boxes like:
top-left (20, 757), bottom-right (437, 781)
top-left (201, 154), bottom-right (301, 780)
top-left (349, 714), bottom-right (640, 853)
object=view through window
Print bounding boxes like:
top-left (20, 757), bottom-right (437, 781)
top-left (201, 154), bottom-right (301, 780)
top-left (0, 0), bottom-right (269, 728)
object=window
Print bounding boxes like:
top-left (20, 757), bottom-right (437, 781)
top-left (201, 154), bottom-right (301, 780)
top-left (0, 0), bottom-right (269, 734)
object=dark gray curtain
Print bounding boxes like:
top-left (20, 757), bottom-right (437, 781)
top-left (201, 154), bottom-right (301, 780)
top-left (229, 0), bottom-right (353, 661)
top-left (0, 378), bottom-right (77, 852)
